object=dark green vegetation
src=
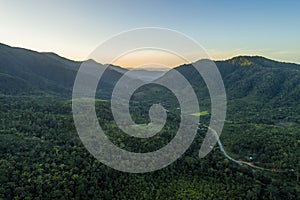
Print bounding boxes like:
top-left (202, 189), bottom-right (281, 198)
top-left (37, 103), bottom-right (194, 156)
top-left (0, 43), bottom-right (129, 98)
top-left (0, 43), bottom-right (299, 199)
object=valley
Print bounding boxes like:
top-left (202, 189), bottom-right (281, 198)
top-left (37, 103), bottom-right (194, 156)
top-left (0, 43), bottom-right (299, 199)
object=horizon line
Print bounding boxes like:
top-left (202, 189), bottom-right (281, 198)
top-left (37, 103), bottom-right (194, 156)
top-left (1, 42), bottom-right (299, 69)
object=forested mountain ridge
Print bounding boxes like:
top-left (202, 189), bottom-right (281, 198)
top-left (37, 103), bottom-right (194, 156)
top-left (0, 43), bottom-right (128, 96)
top-left (173, 55), bottom-right (300, 103)
top-left (1, 42), bottom-right (300, 103)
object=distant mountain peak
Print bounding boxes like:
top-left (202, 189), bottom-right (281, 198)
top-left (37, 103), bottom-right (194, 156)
top-left (227, 55), bottom-right (262, 66)
top-left (84, 58), bottom-right (98, 64)
top-left (226, 55), bottom-right (299, 70)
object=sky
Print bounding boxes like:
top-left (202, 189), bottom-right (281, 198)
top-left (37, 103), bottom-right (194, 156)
top-left (0, 0), bottom-right (300, 67)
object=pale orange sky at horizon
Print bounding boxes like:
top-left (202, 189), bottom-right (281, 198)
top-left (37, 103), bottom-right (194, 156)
top-left (1, 40), bottom-right (299, 69)
top-left (1, 1), bottom-right (299, 68)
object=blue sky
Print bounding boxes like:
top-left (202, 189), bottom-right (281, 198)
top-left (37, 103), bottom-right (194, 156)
top-left (0, 0), bottom-right (299, 66)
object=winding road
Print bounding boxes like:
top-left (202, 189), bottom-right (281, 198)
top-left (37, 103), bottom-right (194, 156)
top-left (207, 126), bottom-right (286, 173)
top-left (206, 126), bottom-right (241, 165)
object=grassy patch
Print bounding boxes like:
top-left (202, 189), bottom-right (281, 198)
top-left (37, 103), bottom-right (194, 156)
top-left (190, 110), bottom-right (209, 116)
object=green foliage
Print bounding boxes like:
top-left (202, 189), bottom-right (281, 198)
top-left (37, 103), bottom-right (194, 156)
top-left (0, 95), bottom-right (299, 199)
top-left (0, 45), bottom-right (300, 198)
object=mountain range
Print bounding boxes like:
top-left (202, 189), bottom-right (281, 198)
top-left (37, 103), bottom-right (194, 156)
top-left (1, 42), bottom-right (300, 106)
